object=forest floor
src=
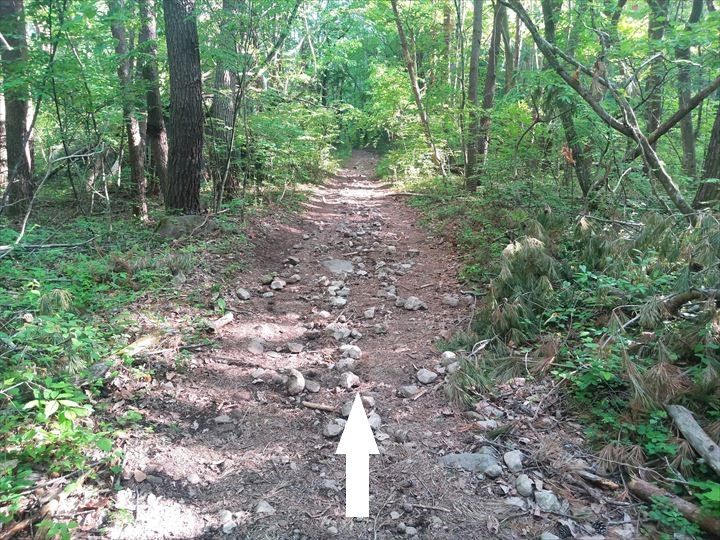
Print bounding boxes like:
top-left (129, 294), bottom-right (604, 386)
top-left (104, 151), bottom-right (636, 540)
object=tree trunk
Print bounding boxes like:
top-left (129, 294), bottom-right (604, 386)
top-left (465, 0), bottom-right (484, 190)
top-left (645, 0), bottom-right (669, 139)
top-left (676, 0), bottom-right (703, 177)
top-left (693, 103), bottom-right (720, 207)
top-left (163, 0), bottom-right (204, 214)
top-left (0, 0), bottom-right (32, 219)
top-left (0, 86), bottom-right (7, 190)
top-left (110, 0), bottom-right (148, 222)
top-left (541, 0), bottom-right (593, 196)
top-left (138, 0), bottom-right (169, 200)
top-left (390, 0), bottom-right (442, 170)
top-left (501, 7), bottom-right (514, 92)
top-left (209, 0), bottom-right (240, 201)
top-left (476, 4), bottom-right (504, 168)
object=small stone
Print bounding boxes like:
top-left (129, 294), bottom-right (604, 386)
top-left (440, 351), bottom-right (457, 365)
top-left (446, 362), bottom-right (460, 374)
top-left (285, 256), bottom-right (300, 265)
top-left (539, 533), bottom-right (560, 540)
top-left (476, 420), bottom-right (498, 430)
top-left (368, 412), bottom-right (381, 430)
top-left (255, 500), bottom-right (276, 515)
top-left (133, 470), bottom-right (147, 483)
top-left (439, 452), bottom-right (502, 477)
top-left (515, 474), bottom-right (533, 497)
top-left (340, 344), bottom-right (362, 359)
top-left (222, 523), bottom-right (237, 534)
top-left (218, 509), bottom-right (233, 524)
top-left (270, 278), bottom-right (286, 290)
top-left (336, 357), bottom-right (357, 372)
top-left (339, 372), bottom-right (360, 389)
top-left (323, 420), bottom-right (344, 438)
top-left (214, 414), bottom-right (232, 424)
top-left (416, 368), bottom-right (438, 385)
top-left (390, 511), bottom-right (400, 520)
top-left (364, 307), bottom-right (376, 319)
top-left (326, 323), bottom-right (351, 341)
top-left (405, 527), bottom-right (418, 536)
top-left (398, 385), bottom-right (419, 398)
top-left (305, 380), bottom-right (321, 393)
top-left (534, 490), bottom-right (562, 513)
top-left (286, 368), bottom-right (305, 396)
top-left (403, 296), bottom-right (426, 311)
top-left (318, 310), bottom-right (331, 318)
top-left (341, 400), bottom-right (354, 417)
top-left (236, 288), bottom-right (252, 300)
top-left (327, 526), bottom-right (338, 535)
top-left (330, 296), bottom-right (347, 308)
top-left (287, 342), bottom-right (304, 354)
top-left (442, 294), bottom-right (460, 307)
top-left (503, 450), bottom-right (524, 473)
top-left (287, 274), bottom-right (301, 284)
top-left (247, 338), bottom-right (265, 355)
top-left (322, 259), bottom-right (354, 274)
top-left (260, 274), bottom-right (274, 285)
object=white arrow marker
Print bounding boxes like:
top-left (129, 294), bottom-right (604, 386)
top-left (336, 393), bottom-right (379, 518)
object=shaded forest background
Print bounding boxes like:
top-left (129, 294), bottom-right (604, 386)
top-left (1, 0), bottom-right (720, 537)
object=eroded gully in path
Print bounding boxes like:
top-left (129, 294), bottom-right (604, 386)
top-left (110, 151), bottom-right (568, 540)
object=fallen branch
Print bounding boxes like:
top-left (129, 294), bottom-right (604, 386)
top-left (302, 401), bottom-right (336, 412)
top-left (207, 312), bottom-right (234, 332)
top-left (576, 469), bottom-right (621, 490)
top-left (628, 478), bottom-right (720, 537)
top-left (666, 404), bottom-right (720, 477)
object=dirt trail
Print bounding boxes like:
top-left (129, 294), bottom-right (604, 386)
top-left (109, 152), bottom-right (578, 539)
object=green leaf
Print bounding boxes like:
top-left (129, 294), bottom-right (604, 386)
top-left (44, 400), bottom-right (59, 418)
top-left (96, 437), bottom-right (113, 452)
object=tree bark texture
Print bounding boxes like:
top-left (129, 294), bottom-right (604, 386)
top-left (163, 0), bottom-right (204, 213)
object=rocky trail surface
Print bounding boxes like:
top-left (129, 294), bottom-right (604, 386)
top-left (108, 152), bottom-right (636, 540)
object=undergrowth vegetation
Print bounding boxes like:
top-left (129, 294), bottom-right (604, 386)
top-left (395, 170), bottom-right (720, 535)
top-left (0, 180), bottom-right (315, 528)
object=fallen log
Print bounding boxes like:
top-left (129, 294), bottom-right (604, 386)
top-left (628, 478), bottom-right (720, 537)
top-left (666, 404), bottom-right (720, 477)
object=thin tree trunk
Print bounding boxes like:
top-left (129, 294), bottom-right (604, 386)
top-left (645, 0), bottom-right (669, 140)
top-left (465, 0), bottom-right (483, 190)
top-left (477, 4), bottom-right (505, 167)
top-left (390, 0), bottom-right (443, 170)
top-left (209, 0), bottom-right (240, 200)
top-left (0, 0), bottom-right (32, 219)
top-left (139, 0), bottom-right (169, 200)
top-left (541, 0), bottom-right (593, 196)
top-left (163, 0), bottom-right (204, 214)
top-left (501, 7), bottom-right (514, 91)
top-left (110, 0), bottom-right (148, 222)
top-left (676, 0), bottom-right (703, 178)
top-left (693, 102), bottom-right (720, 207)
top-left (0, 86), bottom-right (6, 190)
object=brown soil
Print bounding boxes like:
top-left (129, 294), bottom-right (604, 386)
top-left (106, 151), bottom-right (630, 540)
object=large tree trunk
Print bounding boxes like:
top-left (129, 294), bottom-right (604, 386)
top-left (476, 4), bottom-right (504, 170)
top-left (390, 0), bottom-right (442, 171)
top-left (0, 0), bottom-right (33, 219)
top-left (676, 0), bottom-right (703, 177)
top-left (163, 0), bottom-right (204, 214)
top-left (541, 0), bottom-right (593, 196)
top-left (645, 0), bottom-right (669, 140)
top-left (110, 0), bottom-right (148, 222)
top-left (139, 0), bottom-right (169, 200)
top-left (693, 103), bottom-right (720, 207)
top-left (465, 0), bottom-right (484, 190)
